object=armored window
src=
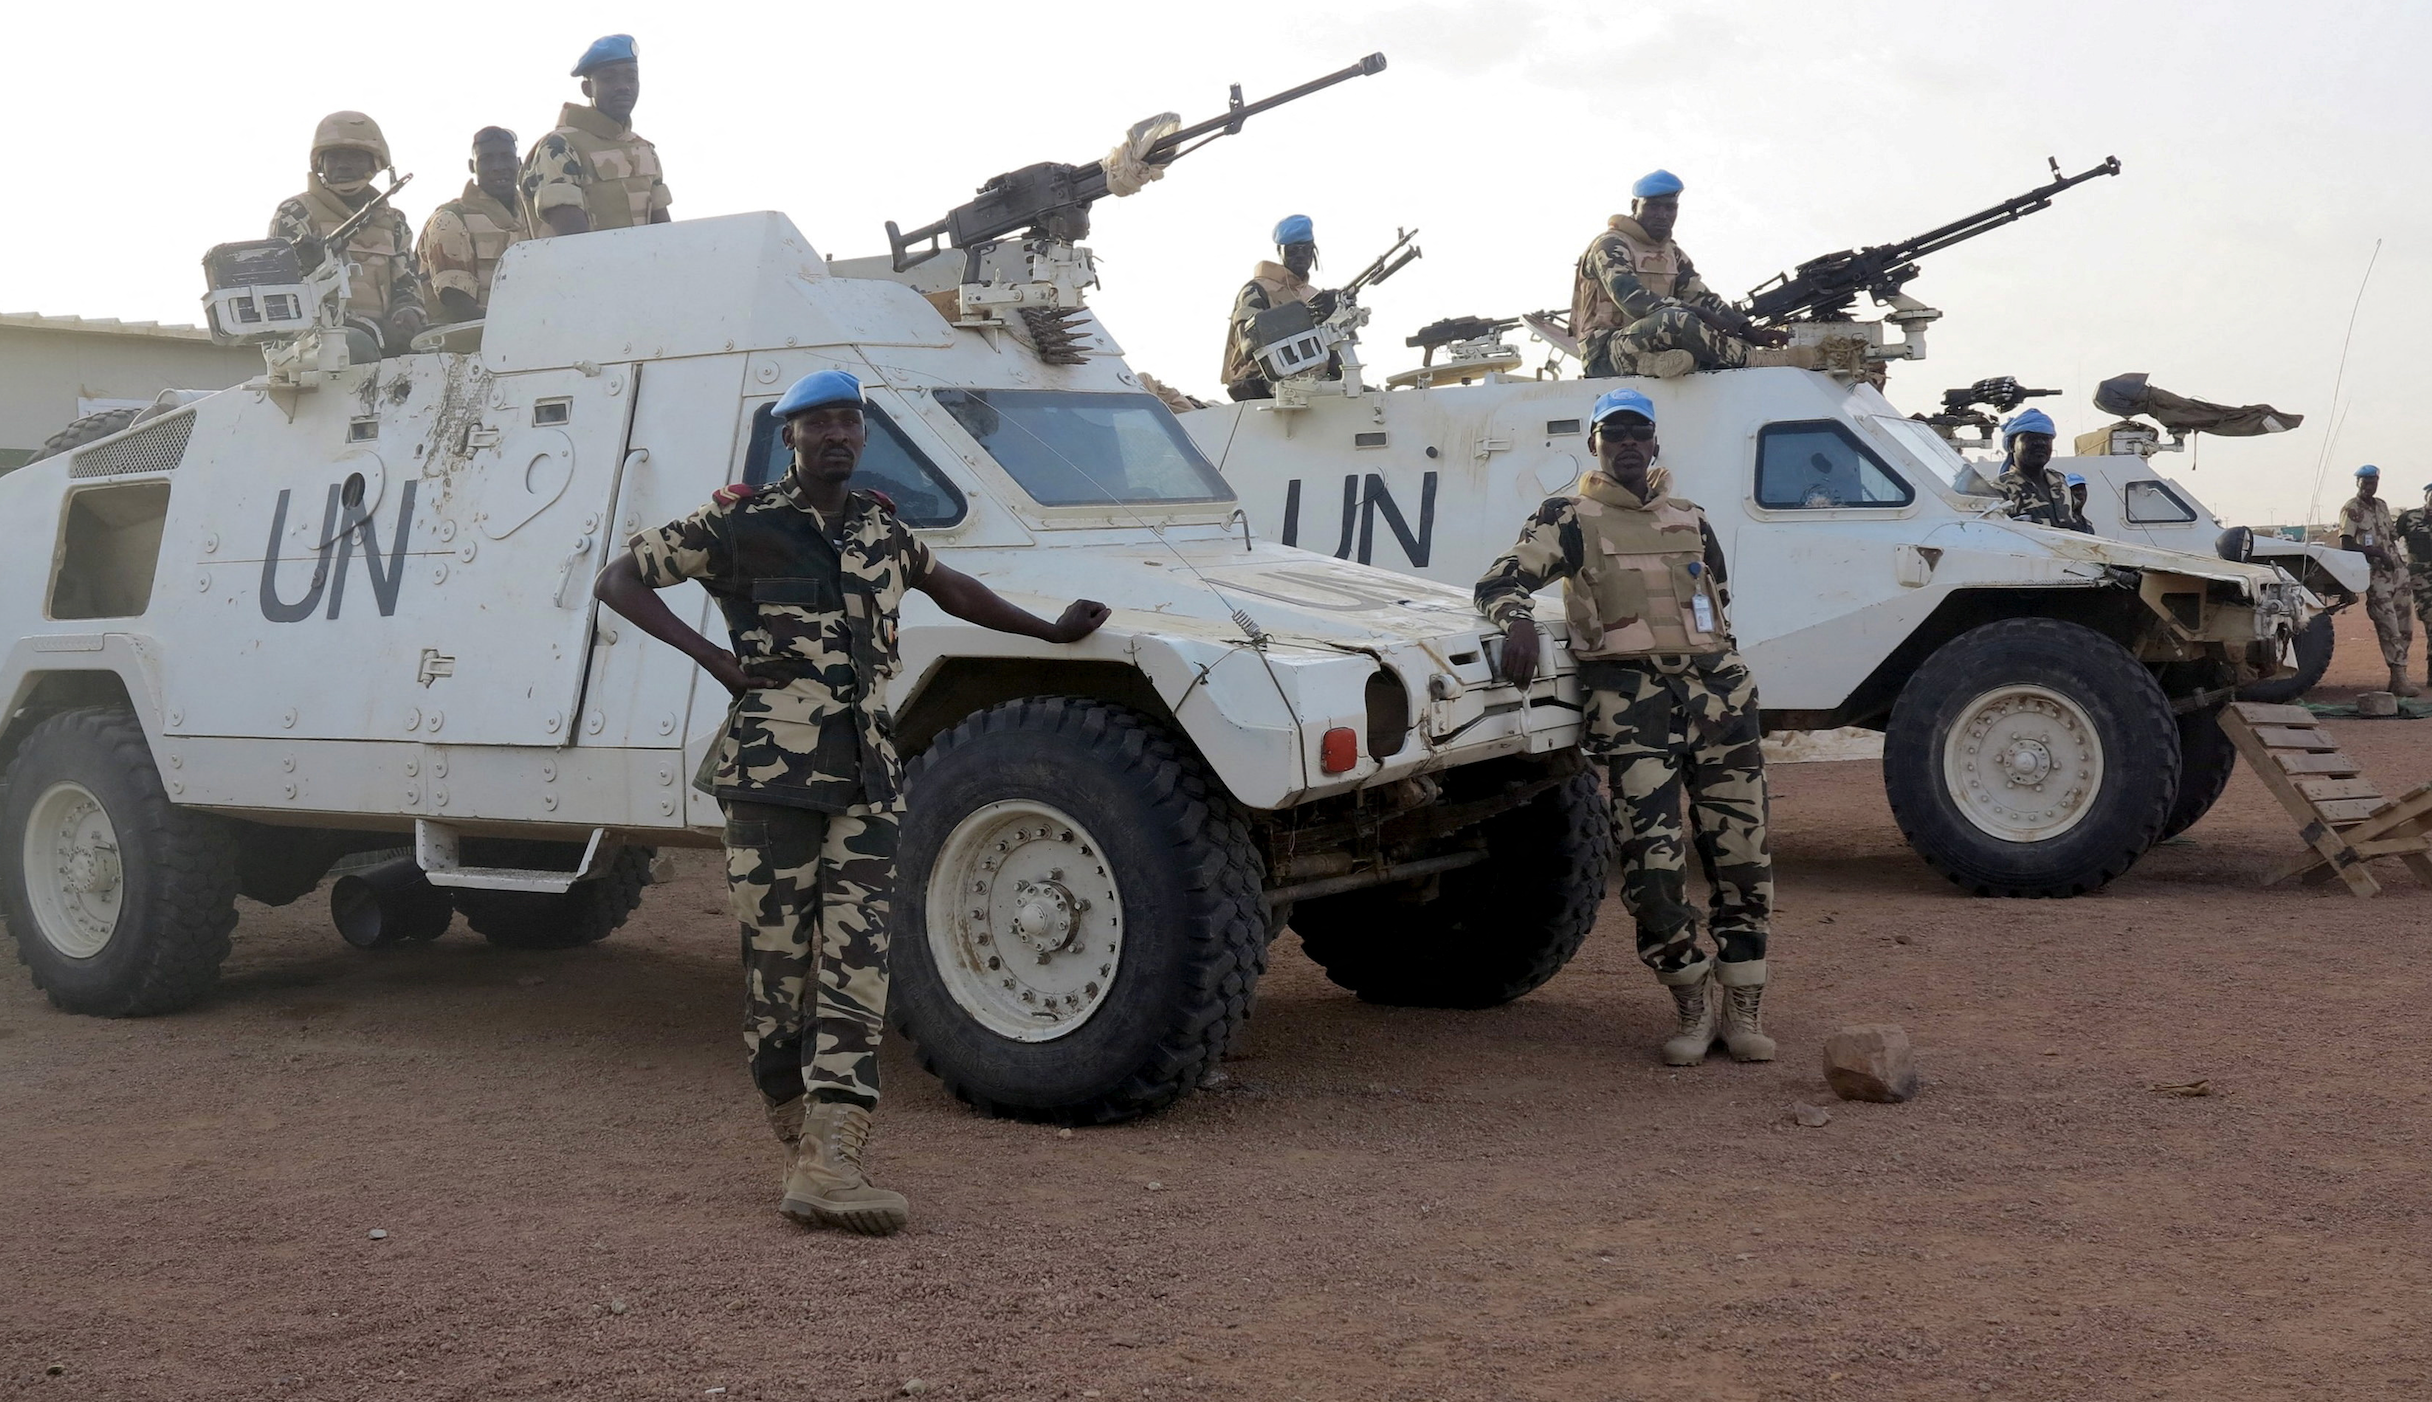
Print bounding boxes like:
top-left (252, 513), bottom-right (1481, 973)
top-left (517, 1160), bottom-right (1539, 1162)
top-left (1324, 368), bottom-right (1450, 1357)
top-left (2124, 479), bottom-right (2198, 524)
top-left (1754, 420), bottom-right (1915, 510)
top-left (740, 400), bottom-right (967, 529)
top-left (932, 389), bottom-right (1235, 508)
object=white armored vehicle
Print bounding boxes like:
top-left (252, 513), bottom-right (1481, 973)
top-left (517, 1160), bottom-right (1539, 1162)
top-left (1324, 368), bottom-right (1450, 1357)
top-left (2, 162), bottom-right (1624, 1122)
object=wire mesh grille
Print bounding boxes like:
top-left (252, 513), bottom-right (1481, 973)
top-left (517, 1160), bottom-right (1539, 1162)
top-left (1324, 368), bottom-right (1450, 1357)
top-left (68, 413), bottom-right (194, 479)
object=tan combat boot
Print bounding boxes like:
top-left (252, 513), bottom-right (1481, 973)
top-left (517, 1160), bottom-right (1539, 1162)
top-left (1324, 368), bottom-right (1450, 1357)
top-left (2393, 664), bottom-right (2422, 699)
top-left (1657, 958), bottom-right (1720, 1065)
top-left (781, 1101), bottom-right (909, 1236)
top-left (1638, 348), bottom-right (1698, 379)
top-left (765, 1095), bottom-right (805, 1150)
top-left (1714, 958), bottom-right (1776, 1062)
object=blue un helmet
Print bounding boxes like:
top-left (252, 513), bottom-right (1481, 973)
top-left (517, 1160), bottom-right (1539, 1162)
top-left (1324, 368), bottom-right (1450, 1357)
top-left (774, 369), bottom-right (862, 419)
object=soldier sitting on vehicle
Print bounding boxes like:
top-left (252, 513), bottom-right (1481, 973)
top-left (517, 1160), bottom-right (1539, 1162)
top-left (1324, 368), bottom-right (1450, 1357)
top-left (1992, 409), bottom-right (2089, 532)
top-left (523, 33), bottom-right (672, 238)
top-left (1571, 170), bottom-right (1790, 379)
top-left (1219, 215), bottom-right (1341, 401)
top-left (417, 128), bottom-right (525, 326)
top-left (593, 370), bottom-right (1109, 1237)
top-left (1476, 386), bottom-right (1776, 1067)
top-left (2066, 472), bottom-right (2092, 527)
top-left (271, 112), bottom-right (425, 358)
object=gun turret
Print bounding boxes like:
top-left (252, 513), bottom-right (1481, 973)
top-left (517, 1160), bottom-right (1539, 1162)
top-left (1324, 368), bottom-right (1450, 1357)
top-left (1741, 157), bottom-right (2119, 328)
top-left (1915, 376), bottom-right (2060, 447)
top-left (885, 54), bottom-right (1388, 276)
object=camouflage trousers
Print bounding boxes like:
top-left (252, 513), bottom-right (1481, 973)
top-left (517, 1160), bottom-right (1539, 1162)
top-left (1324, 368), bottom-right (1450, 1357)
top-left (2411, 563), bottom-right (2432, 628)
top-left (722, 799), bottom-right (898, 1108)
top-left (1582, 655), bottom-right (1773, 971)
top-left (1584, 306), bottom-right (1750, 377)
top-left (2365, 566), bottom-right (2413, 669)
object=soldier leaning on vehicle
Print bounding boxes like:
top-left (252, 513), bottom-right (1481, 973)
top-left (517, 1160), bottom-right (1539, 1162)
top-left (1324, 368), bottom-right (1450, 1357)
top-left (593, 370), bottom-right (1108, 1236)
top-left (417, 127), bottom-right (525, 325)
top-left (1991, 409), bottom-right (2090, 533)
top-left (1475, 386), bottom-right (1776, 1067)
top-left (271, 112), bottom-right (425, 358)
top-left (2339, 464), bottom-right (2418, 698)
top-left (2398, 480), bottom-right (2432, 691)
top-left (523, 33), bottom-right (672, 238)
top-left (1219, 214), bottom-right (1340, 402)
top-left (1571, 170), bottom-right (1791, 379)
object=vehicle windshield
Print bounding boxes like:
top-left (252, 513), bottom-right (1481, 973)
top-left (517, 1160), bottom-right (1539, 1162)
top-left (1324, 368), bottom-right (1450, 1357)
top-left (1869, 414), bottom-right (1993, 495)
top-left (932, 389), bottom-right (1235, 508)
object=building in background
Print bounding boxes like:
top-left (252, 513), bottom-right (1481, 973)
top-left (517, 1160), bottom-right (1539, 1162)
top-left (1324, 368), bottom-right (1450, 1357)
top-left (0, 313), bottom-right (259, 473)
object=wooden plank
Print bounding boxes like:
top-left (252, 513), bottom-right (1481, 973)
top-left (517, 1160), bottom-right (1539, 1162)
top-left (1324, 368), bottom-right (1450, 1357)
top-left (2230, 702), bottom-right (2321, 726)
top-left (2221, 711), bottom-right (2380, 895)
top-left (2251, 726), bottom-right (2341, 751)
top-left (2276, 751), bottom-right (2363, 776)
top-left (2315, 798), bottom-right (2390, 822)
top-left (2296, 777), bottom-right (2384, 802)
top-left (2329, 786), bottom-right (2432, 844)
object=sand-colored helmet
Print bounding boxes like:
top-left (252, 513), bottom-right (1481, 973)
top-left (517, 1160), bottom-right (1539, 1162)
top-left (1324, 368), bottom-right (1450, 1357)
top-left (311, 111), bottom-right (392, 168)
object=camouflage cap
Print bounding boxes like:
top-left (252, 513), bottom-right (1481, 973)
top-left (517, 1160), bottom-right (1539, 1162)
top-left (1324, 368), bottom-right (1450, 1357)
top-left (311, 111), bottom-right (390, 167)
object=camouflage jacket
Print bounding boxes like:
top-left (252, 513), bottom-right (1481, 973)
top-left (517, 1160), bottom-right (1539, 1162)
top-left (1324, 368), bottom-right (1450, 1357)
top-left (2338, 495), bottom-right (2405, 581)
top-left (1219, 261), bottom-right (1321, 386)
top-left (1995, 464), bottom-right (2090, 532)
top-left (271, 178), bottom-right (422, 333)
top-left (416, 182), bottom-right (524, 321)
top-left (632, 475), bottom-right (932, 814)
top-left (1572, 215), bottom-right (1733, 341)
top-left (2398, 505), bottom-right (2432, 575)
top-left (1475, 472), bottom-right (1736, 671)
top-left (522, 102), bottom-right (670, 235)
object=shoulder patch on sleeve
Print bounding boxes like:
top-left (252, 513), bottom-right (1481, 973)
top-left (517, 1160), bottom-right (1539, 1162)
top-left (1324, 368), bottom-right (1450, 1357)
top-left (865, 488), bottom-right (898, 516)
top-left (711, 483), bottom-right (757, 508)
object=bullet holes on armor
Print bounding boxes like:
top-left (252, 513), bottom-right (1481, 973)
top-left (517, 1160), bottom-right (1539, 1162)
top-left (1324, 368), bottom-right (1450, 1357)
top-left (348, 418), bottom-right (379, 442)
top-left (532, 398), bottom-right (572, 427)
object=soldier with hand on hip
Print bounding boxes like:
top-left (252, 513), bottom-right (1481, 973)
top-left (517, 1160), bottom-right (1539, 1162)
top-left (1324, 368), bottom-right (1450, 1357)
top-left (1571, 170), bottom-right (1789, 380)
top-left (524, 33), bottom-right (672, 238)
top-left (1475, 387), bottom-right (1776, 1066)
top-left (417, 127), bottom-right (525, 325)
top-left (271, 112), bottom-right (425, 358)
top-left (2340, 463), bottom-right (2418, 698)
top-left (1220, 214), bottom-right (1341, 402)
top-left (594, 370), bottom-right (1109, 1236)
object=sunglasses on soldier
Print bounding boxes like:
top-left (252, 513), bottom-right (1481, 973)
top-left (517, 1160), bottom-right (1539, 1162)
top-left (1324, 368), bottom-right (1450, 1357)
top-left (1596, 423), bottom-right (1656, 442)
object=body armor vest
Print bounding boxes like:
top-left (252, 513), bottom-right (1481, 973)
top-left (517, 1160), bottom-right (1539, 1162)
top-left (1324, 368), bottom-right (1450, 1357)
top-left (1572, 216), bottom-right (1684, 342)
top-left (1220, 261), bottom-right (1316, 385)
top-left (548, 103), bottom-right (665, 231)
top-left (293, 179), bottom-right (412, 322)
top-left (1561, 477), bottom-right (1727, 659)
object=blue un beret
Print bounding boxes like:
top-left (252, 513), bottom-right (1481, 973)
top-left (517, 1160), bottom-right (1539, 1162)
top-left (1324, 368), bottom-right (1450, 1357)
top-left (1273, 214), bottom-right (1314, 246)
top-left (774, 370), bottom-right (863, 420)
top-left (573, 34), bottom-right (637, 77)
top-left (2002, 407), bottom-right (2056, 441)
top-left (1631, 169), bottom-right (1684, 199)
top-left (2355, 463), bottom-right (2381, 478)
top-left (1591, 386), bottom-right (1657, 427)
top-left (2064, 473), bottom-right (2088, 488)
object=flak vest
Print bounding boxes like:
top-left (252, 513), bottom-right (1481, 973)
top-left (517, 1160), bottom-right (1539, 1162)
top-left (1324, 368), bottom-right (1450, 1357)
top-left (543, 103), bottom-right (664, 231)
top-left (292, 179), bottom-right (412, 323)
top-left (1219, 261), bottom-right (1316, 385)
top-left (423, 184), bottom-right (522, 316)
top-left (1571, 216), bottom-right (1685, 343)
top-left (1561, 476), bottom-right (1727, 661)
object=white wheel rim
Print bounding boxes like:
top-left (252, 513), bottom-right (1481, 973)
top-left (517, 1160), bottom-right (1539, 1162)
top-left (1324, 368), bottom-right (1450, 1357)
top-left (925, 799), bottom-right (1122, 1043)
top-left (1942, 684), bottom-right (2105, 842)
top-left (21, 781), bottom-right (126, 959)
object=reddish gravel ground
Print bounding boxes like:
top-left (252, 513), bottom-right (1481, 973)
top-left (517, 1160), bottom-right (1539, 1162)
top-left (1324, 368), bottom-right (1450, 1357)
top-left (4, 607), bottom-right (2427, 1402)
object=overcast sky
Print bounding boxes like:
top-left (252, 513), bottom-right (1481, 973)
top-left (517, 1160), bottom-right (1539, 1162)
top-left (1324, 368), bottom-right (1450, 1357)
top-left (8, 1), bottom-right (2423, 526)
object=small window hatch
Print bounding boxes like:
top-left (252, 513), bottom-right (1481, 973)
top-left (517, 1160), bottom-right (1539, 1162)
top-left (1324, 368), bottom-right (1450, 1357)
top-left (1354, 431), bottom-right (1389, 449)
top-left (347, 418), bottom-right (379, 442)
top-left (1545, 419), bottom-right (1581, 436)
top-left (533, 398), bottom-right (572, 427)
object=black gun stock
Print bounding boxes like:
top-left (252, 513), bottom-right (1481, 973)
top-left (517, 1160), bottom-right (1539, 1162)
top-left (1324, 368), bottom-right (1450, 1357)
top-left (1741, 157), bottom-right (2120, 327)
top-left (887, 54), bottom-right (1388, 272)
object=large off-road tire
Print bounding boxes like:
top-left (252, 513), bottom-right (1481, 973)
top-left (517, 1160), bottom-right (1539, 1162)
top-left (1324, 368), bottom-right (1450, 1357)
top-left (1290, 766), bottom-right (1612, 1007)
top-left (450, 847), bottom-right (651, 950)
top-left (1, 708), bottom-right (238, 1015)
top-left (26, 407), bottom-right (142, 466)
top-left (892, 698), bottom-right (1267, 1124)
top-left (1885, 619), bottom-right (2179, 897)
top-left (2160, 706), bottom-right (2238, 841)
top-left (2237, 611), bottom-right (2334, 703)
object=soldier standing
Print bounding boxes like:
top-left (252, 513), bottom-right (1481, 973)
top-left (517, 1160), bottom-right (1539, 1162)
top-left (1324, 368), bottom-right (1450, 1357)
top-left (524, 34), bottom-right (672, 238)
top-left (1571, 170), bottom-right (1789, 379)
top-left (416, 127), bottom-right (525, 325)
top-left (271, 112), bottom-right (425, 357)
top-left (1992, 409), bottom-right (2088, 531)
top-left (2399, 481), bottom-right (2432, 691)
top-left (593, 370), bottom-right (1109, 1235)
top-left (2339, 464), bottom-right (2418, 697)
top-left (1219, 215), bottom-right (1340, 401)
top-left (1475, 387), bottom-right (1775, 1066)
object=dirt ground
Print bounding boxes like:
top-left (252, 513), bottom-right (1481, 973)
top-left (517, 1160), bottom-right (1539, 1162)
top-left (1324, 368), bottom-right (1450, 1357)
top-left (5, 607), bottom-right (2428, 1402)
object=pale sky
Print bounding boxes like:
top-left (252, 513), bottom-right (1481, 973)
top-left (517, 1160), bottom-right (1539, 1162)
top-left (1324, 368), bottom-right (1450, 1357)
top-left (8, 1), bottom-right (2424, 527)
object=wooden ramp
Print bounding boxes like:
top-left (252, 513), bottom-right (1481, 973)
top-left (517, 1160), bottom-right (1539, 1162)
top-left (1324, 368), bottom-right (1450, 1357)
top-left (2217, 702), bottom-right (2432, 898)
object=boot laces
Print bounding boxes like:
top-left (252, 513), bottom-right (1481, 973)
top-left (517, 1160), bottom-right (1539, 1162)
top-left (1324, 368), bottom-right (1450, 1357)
top-left (827, 1108), bottom-right (872, 1171)
top-left (1726, 983), bottom-right (1764, 1033)
top-left (1670, 978), bottom-right (1709, 1029)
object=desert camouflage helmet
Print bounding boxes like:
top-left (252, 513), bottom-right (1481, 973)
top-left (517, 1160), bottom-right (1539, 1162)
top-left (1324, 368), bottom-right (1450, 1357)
top-left (311, 111), bottom-right (392, 168)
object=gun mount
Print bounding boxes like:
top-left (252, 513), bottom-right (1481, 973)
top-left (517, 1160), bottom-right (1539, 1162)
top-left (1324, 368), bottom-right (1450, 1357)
top-left (1916, 376), bottom-right (2060, 448)
top-left (200, 172), bottom-right (413, 389)
top-left (1249, 227), bottom-right (1424, 404)
top-left (1383, 315), bottom-right (1526, 390)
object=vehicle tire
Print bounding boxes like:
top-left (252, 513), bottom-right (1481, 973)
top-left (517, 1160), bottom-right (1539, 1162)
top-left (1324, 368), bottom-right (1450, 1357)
top-left (26, 407), bottom-right (142, 466)
top-left (892, 698), bottom-right (1267, 1124)
top-left (2237, 612), bottom-right (2334, 703)
top-left (1884, 618), bottom-right (2179, 897)
top-left (2159, 706), bottom-right (2238, 841)
top-left (450, 846), bottom-right (651, 950)
top-left (1290, 765), bottom-right (1612, 1007)
top-left (0, 707), bottom-right (238, 1015)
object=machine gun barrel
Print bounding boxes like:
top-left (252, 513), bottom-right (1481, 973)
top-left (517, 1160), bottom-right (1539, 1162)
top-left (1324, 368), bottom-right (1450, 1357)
top-left (1342, 227), bottom-right (1420, 301)
top-left (887, 55), bottom-right (1388, 272)
top-left (1742, 156), bottom-right (2119, 326)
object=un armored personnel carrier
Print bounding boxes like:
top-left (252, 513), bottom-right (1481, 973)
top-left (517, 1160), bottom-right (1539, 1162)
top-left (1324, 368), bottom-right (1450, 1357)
top-left (0, 195), bottom-right (1620, 1123)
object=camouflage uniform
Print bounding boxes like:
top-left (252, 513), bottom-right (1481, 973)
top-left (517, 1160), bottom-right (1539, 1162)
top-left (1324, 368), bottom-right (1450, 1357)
top-left (522, 102), bottom-right (671, 236)
top-left (416, 182), bottom-right (524, 322)
top-left (1572, 216), bottom-right (1749, 377)
top-left (270, 180), bottom-right (422, 351)
top-left (2397, 503), bottom-right (2432, 637)
top-left (2340, 494), bottom-right (2412, 671)
top-left (1474, 471), bottom-right (1772, 972)
top-left (1995, 462), bottom-right (2090, 532)
top-left (630, 473), bottom-right (932, 1107)
top-left (1219, 261), bottom-right (1324, 395)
